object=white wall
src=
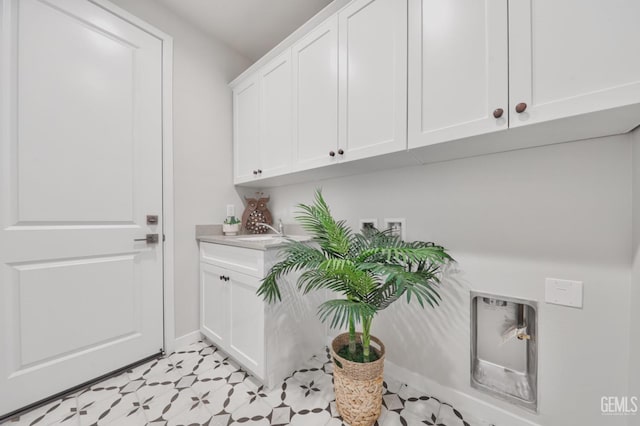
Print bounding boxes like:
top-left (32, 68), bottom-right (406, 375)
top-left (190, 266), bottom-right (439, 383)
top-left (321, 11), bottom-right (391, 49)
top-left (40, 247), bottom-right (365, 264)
top-left (255, 136), bottom-right (634, 426)
top-left (108, 0), bottom-right (251, 337)
top-left (631, 128), bottom-right (640, 405)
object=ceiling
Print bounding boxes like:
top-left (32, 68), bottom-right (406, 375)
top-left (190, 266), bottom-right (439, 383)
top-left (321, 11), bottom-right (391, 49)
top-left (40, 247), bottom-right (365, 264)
top-left (155, 0), bottom-right (335, 61)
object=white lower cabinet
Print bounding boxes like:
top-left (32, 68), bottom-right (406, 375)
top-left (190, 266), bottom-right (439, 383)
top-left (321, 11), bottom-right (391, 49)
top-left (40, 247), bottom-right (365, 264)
top-left (200, 262), bottom-right (264, 378)
top-left (199, 241), bottom-right (325, 387)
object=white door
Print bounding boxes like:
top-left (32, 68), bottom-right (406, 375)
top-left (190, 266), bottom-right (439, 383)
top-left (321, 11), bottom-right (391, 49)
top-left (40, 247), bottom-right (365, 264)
top-left (292, 16), bottom-right (339, 171)
top-left (233, 75), bottom-right (261, 183)
top-left (408, 0), bottom-right (508, 148)
top-left (228, 271), bottom-right (264, 379)
top-left (0, 0), bottom-right (164, 415)
top-left (339, 0), bottom-right (407, 161)
top-left (508, 0), bottom-right (640, 128)
top-left (200, 263), bottom-right (229, 348)
top-left (259, 50), bottom-right (293, 179)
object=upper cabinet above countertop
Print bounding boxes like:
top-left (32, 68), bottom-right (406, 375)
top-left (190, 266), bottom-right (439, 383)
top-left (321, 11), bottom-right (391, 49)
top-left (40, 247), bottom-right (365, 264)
top-left (232, 0), bottom-right (407, 186)
top-left (408, 0), bottom-right (509, 147)
top-left (231, 0), bottom-right (640, 187)
top-left (409, 0), bottom-right (640, 150)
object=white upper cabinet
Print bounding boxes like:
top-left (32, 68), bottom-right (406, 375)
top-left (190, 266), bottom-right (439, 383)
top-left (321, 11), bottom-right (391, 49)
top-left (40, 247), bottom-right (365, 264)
top-left (508, 0), bottom-right (640, 128)
top-left (339, 0), bottom-right (408, 160)
top-left (408, 0), bottom-right (508, 148)
top-left (234, 52), bottom-right (293, 183)
top-left (292, 16), bottom-right (339, 170)
top-left (233, 75), bottom-right (260, 182)
top-left (232, 0), bottom-right (640, 185)
top-left (259, 50), bottom-right (293, 177)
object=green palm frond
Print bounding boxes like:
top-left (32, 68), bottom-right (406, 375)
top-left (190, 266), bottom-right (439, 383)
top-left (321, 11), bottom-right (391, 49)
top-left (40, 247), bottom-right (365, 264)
top-left (317, 299), bottom-right (377, 329)
top-left (295, 190), bottom-right (351, 257)
top-left (257, 241), bottom-right (325, 303)
top-left (258, 189), bottom-right (454, 358)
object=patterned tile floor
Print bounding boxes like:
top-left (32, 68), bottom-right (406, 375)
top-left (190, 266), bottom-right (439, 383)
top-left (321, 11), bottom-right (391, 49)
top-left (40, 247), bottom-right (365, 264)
top-left (2, 341), bottom-right (488, 426)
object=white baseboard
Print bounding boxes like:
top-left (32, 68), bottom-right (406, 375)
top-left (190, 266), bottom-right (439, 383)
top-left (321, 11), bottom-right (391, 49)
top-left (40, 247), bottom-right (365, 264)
top-left (384, 360), bottom-right (541, 426)
top-left (172, 330), bottom-right (204, 351)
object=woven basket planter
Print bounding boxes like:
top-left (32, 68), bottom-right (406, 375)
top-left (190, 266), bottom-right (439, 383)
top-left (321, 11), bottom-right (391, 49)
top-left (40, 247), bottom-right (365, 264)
top-left (331, 332), bottom-right (386, 426)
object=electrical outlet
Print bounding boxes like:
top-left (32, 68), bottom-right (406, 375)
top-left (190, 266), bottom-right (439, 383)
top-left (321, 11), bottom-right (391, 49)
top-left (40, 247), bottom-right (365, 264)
top-left (384, 218), bottom-right (406, 240)
top-left (359, 218), bottom-right (378, 232)
top-left (226, 204), bottom-right (235, 217)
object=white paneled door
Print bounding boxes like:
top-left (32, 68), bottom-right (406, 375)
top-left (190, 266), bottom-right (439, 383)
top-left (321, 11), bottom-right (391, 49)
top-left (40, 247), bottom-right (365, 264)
top-left (0, 0), bottom-right (165, 416)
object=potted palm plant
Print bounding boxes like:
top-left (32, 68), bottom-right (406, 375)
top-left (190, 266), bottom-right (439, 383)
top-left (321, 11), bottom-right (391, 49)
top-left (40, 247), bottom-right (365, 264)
top-left (258, 190), bottom-right (452, 426)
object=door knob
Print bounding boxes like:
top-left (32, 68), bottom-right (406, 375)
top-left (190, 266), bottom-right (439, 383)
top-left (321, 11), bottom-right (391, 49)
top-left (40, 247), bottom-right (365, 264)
top-left (515, 103), bottom-right (527, 113)
top-left (493, 108), bottom-right (504, 118)
top-left (134, 234), bottom-right (159, 244)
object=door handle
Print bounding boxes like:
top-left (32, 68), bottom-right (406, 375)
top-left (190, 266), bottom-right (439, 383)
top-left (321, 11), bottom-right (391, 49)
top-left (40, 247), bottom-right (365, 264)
top-left (134, 234), bottom-right (159, 244)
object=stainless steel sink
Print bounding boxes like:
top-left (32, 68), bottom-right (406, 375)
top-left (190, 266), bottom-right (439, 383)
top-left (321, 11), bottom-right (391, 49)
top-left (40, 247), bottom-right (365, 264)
top-left (234, 235), bottom-right (310, 243)
top-left (236, 236), bottom-right (281, 242)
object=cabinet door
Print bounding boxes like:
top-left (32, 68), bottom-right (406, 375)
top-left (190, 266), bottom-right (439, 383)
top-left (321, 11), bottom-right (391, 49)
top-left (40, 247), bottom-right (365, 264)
top-left (233, 75), bottom-right (260, 182)
top-left (292, 16), bottom-right (339, 170)
top-left (339, 0), bottom-right (407, 160)
top-left (509, 0), bottom-right (640, 128)
top-left (228, 271), bottom-right (265, 379)
top-left (259, 50), bottom-right (293, 177)
top-left (200, 263), bottom-right (229, 347)
top-left (408, 0), bottom-right (508, 148)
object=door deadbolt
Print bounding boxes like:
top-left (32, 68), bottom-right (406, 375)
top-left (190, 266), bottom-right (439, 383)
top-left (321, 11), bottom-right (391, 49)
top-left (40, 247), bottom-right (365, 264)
top-left (146, 215), bottom-right (159, 225)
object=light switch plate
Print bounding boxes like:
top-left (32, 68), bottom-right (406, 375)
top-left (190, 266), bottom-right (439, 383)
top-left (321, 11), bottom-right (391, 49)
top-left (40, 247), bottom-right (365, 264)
top-left (545, 278), bottom-right (583, 308)
top-left (226, 204), bottom-right (235, 217)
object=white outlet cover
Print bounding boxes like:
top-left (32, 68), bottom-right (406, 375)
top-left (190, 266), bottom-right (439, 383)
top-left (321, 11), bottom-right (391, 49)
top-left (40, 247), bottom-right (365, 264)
top-left (545, 278), bottom-right (583, 308)
top-left (226, 204), bottom-right (235, 217)
top-left (383, 218), bottom-right (406, 240)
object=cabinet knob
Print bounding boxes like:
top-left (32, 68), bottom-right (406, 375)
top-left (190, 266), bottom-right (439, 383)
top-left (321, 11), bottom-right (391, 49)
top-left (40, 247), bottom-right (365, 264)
top-left (338, 149), bottom-right (344, 155)
top-left (493, 108), bottom-right (504, 118)
top-left (257, 169), bottom-right (262, 174)
top-left (252, 170), bottom-right (258, 175)
top-left (329, 151), bottom-right (336, 157)
top-left (515, 102), bottom-right (527, 113)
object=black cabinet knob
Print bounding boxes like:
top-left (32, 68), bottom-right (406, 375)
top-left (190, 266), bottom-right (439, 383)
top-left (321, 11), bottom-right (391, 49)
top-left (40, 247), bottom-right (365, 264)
top-left (329, 151), bottom-right (335, 157)
top-left (338, 149), bottom-right (344, 155)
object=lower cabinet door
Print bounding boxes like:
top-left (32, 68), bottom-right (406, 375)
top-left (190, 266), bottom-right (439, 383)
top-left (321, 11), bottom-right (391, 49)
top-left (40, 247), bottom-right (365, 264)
top-left (200, 263), bottom-right (229, 347)
top-left (228, 271), bottom-right (265, 379)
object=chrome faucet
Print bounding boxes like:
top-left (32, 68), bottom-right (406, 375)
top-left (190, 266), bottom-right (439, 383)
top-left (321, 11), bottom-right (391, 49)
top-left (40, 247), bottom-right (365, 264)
top-left (257, 219), bottom-right (285, 236)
